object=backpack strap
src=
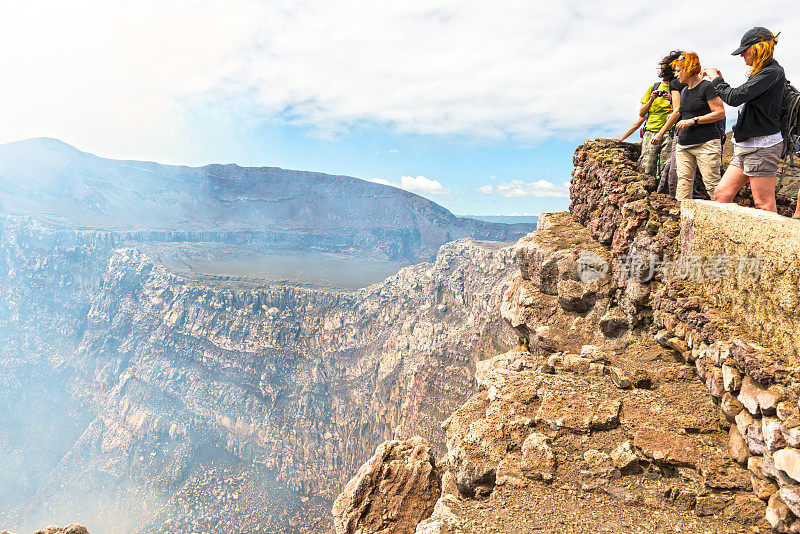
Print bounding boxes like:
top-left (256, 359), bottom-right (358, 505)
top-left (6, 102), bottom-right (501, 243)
top-left (643, 82), bottom-right (662, 120)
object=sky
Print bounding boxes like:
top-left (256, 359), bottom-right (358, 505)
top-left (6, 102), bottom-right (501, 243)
top-left (1, 1), bottom-right (798, 216)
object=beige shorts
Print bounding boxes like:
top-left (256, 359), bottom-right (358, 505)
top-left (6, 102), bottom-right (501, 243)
top-left (730, 142), bottom-right (782, 177)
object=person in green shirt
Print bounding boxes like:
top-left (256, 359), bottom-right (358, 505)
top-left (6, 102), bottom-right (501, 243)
top-left (618, 51), bottom-right (684, 177)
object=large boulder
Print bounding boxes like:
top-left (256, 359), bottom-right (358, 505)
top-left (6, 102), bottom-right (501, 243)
top-left (332, 437), bottom-right (442, 534)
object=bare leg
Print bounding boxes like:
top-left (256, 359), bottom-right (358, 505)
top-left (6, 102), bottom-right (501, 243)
top-left (794, 197), bottom-right (800, 219)
top-left (714, 165), bottom-right (748, 203)
top-left (749, 176), bottom-right (777, 213)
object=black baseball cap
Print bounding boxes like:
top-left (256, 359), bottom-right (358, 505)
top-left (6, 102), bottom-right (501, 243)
top-left (732, 27), bottom-right (775, 55)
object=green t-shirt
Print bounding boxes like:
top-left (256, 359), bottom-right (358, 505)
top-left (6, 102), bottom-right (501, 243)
top-left (640, 81), bottom-right (671, 132)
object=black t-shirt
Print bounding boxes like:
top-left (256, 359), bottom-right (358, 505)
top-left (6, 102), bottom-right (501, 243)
top-left (669, 79), bottom-right (687, 93)
top-left (678, 79), bottom-right (719, 145)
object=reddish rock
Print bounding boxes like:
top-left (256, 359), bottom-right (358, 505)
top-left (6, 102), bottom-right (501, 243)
top-left (332, 437), bottom-right (441, 534)
top-left (766, 492), bottom-right (796, 532)
top-left (633, 428), bottom-right (699, 467)
top-left (746, 420), bottom-right (766, 456)
top-left (764, 417), bottom-right (789, 453)
top-left (662, 315), bottom-right (677, 335)
top-left (738, 376), bottom-right (762, 416)
top-left (783, 421), bottom-right (800, 448)
top-left (695, 359), bottom-right (708, 381)
top-left (729, 425), bottom-right (750, 465)
top-left (781, 485), bottom-right (800, 518)
top-left (730, 340), bottom-right (778, 385)
top-left (751, 474), bottom-right (778, 500)
top-left (759, 388), bottom-right (787, 417)
top-left (721, 392), bottom-right (744, 422)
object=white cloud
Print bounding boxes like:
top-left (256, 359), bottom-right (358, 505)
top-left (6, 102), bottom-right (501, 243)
top-left (373, 175), bottom-right (454, 197)
top-left (1, 0), bottom-right (798, 161)
top-left (478, 179), bottom-right (569, 198)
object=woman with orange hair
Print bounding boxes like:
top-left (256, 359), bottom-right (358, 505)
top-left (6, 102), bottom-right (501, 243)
top-left (670, 52), bottom-right (726, 200)
top-left (705, 27), bottom-right (786, 213)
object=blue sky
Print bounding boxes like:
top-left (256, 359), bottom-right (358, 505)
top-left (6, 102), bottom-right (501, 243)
top-left (1, 1), bottom-right (797, 216)
top-left (191, 119), bottom-right (577, 215)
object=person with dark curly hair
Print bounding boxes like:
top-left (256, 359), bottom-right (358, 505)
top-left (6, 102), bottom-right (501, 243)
top-left (651, 51), bottom-right (693, 196)
top-left (618, 51), bottom-right (684, 178)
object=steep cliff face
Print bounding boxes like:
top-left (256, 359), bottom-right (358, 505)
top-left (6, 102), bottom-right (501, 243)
top-left (0, 215), bottom-right (516, 533)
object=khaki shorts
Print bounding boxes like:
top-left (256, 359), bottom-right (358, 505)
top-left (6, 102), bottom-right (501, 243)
top-left (730, 143), bottom-right (782, 177)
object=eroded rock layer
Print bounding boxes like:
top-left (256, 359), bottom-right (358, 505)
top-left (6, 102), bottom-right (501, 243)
top-left (0, 216), bottom-right (516, 533)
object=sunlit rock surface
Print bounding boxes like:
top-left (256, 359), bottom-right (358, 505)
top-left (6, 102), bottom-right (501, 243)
top-left (332, 436), bottom-right (441, 534)
top-left (336, 139), bottom-right (798, 534)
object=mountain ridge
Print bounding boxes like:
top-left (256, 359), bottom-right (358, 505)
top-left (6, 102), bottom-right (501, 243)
top-left (0, 138), bottom-right (534, 264)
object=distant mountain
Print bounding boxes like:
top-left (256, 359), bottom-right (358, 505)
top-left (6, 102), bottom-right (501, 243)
top-left (0, 138), bottom-right (535, 261)
top-left (463, 215), bottom-right (539, 226)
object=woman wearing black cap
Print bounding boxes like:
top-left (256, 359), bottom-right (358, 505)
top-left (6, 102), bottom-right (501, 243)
top-left (705, 27), bottom-right (785, 213)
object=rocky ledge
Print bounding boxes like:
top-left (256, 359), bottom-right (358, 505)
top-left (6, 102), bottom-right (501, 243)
top-left (334, 139), bottom-right (800, 533)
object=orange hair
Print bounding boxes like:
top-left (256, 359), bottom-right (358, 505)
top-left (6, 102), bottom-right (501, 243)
top-left (670, 51), bottom-right (701, 77)
top-left (749, 37), bottom-right (777, 77)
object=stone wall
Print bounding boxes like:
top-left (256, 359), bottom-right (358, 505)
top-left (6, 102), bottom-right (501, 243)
top-left (570, 140), bottom-right (800, 532)
top-left (570, 139), bottom-right (680, 328)
top-left (652, 200), bottom-right (800, 532)
top-left (565, 139), bottom-right (800, 531)
top-left (679, 199), bottom-right (800, 362)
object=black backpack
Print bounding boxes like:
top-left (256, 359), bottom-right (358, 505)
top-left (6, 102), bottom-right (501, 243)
top-left (780, 79), bottom-right (800, 159)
